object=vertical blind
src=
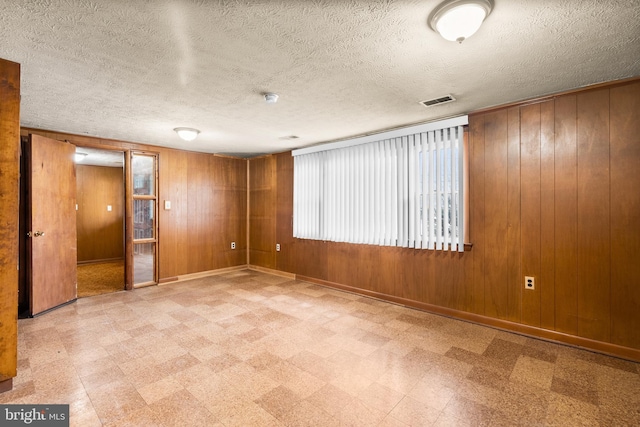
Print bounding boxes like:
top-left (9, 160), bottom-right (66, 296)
top-left (292, 116), bottom-right (467, 252)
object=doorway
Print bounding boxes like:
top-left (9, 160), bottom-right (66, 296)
top-left (75, 147), bottom-right (125, 297)
top-left (18, 134), bottom-right (158, 317)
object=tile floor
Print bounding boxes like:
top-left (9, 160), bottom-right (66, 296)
top-left (2, 270), bottom-right (639, 426)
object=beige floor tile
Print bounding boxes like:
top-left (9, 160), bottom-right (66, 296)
top-left (329, 370), bottom-right (375, 397)
top-left (510, 355), bottom-right (555, 390)
top-left (148, 389), bottom-right (219, 427)
top-left (407, 379), bottom-right (456, 411)
top-left (442, 395), bottom-right (494, 426)
top-left (376, 365), bottom-right (423, 394)
top-left (390, 395), bottom-right (442, 426)
top-left (433, 411), bottom-right (472, 427)
top-left (378, 415), bottom-right (412, 427)
top-left (86, 380), bottom-right (148, 425)
top-left (255, 385), bottom-right (301, 418)
top-left (357, 381), bottom-right (405, 414)
top-left (136, 376), bottom-right (185, 405)
top-left (545, 392), bottom-right (600, 427)
top-left (280, 400), bottom-right (339, 427)
top-left (337, 398), bottom-right (387, 426)
top-left (305, 383), bottom-right (355, 416)
top-left (3, 269), bottom-right (637, 427)
top-left (102, 406), bottom-right (161, 427)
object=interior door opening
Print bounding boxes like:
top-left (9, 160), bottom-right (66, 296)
top-left (75, 147), bottom-right (126, 297)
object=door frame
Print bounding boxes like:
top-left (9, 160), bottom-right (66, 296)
top-left (18, 137), bottom-right (161, 313)
top-left (129, 150), bottom-right (159, 288)
top-left (74, 145), bottom-right (129, 291)
top-left (73, 144), bottom-right (132, 290)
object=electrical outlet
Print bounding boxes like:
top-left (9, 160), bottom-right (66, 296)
top-left (276, 243), bottom-right (281, 252)
top-left (231, 242), bottom-right (236, 250)
top-left (525, 276), bottom-right (535, 290)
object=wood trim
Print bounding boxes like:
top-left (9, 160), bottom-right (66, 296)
top-left (0, 379), bottom-right (13, 394)
top-left (132, 281), bottom-right (156, 289)
top-left (248, 265), bottom-right (296, 279)
top-left (77, 257), bottom-right (124, 265)
top-left (247, 160), bottom-right (250, 265)
top-left (21, 127), bottom-right (246, 159)
top-left (157, 264), bottom-right (249, 285)
top-left (214, 153), bottom-right (247, 160)
top-left (0, 59), bottom-right (19, 388)
top-left (296, 274), bottom-right (640, 363)
top-left (470, 76), bottom-right (640, 116)
top-left (132, 238), bottom-right (157, 244)
top-left (124, 150), bottom-right (133, 290)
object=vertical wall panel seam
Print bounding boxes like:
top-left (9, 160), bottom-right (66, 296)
top-left (552, 101), bottom-right (557, 331)
top-left (572, 95), bottom-right (578, 334)
top-left (608, 89), bottom-right (612, 343)
top-left (534, 108), bottom-right (544, 327)
top-left (516, 108), bottom-right (522, 322)
top-left (246, 160), bottom-right (250, 265)
top-left (576, 95), bottom-right (580, 337)
top-left (481, 116), bottom-right (486, 316)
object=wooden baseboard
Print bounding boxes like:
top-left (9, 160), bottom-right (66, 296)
top-left (247, 265), bottom-right (296, 279)
top-left (77, 257), bottom-right (124, 265)
top-left (296, 274), bottom-right (640, 363)
top-left (132, 281), bottom-right (156, 289)
top-left (157, 265), bottom-right (249, 285)
top-left (0, 378), bottom-right (12, 394)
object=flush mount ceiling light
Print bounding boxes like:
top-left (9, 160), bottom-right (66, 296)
top-left (173, 127), bottom-right (200, 141)
top-left (264, 93), bottom-right (279, 104)
top-left (429, 0), bottom-right (493, 43)
top-left (74, 152), bottom-right (88, 162)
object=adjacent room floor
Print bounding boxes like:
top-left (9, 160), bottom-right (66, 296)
top-left (77, 261), bottom-right (125, 298)
top-left (2, 270), bottom-right (638, 426)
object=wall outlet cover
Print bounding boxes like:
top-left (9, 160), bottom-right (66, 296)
top-left (525, 276), bottom-right (535, 290)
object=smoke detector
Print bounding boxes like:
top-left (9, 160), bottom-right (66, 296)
top-left (264, 93), bottom-right (279, 104)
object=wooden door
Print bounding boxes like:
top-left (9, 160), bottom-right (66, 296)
top-left (26, 134), bottom-right (77, 315)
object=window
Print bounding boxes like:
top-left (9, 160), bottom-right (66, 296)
top-left (292, 116), bottom-right (467, 251)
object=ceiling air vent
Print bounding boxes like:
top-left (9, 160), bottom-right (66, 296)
top-left (420, 94), bottom-right (456, 107)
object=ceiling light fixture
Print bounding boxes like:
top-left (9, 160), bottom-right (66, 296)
top-left (174, 127), bottom-right (200, 141)
top-left (429, 0), bottom-right (492, 43)
top-left (74, 152), bottom-right (88, 162)
top-left (264, 93), bottom-right (279, 104)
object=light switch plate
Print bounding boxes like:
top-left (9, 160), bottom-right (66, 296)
top-left (107, 205), bottom-right (112, 211)
top-left (165, 200), bottom-right (171, 210)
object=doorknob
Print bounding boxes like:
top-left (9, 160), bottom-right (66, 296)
top-left (27, 231), bottom-right (45, 237)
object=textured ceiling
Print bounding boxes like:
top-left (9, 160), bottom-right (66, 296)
top-left (1, 0), bottom-right (639, 157)
top-left (75, 147), bottom-right (123, 168)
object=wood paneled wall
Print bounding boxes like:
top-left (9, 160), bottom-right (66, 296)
top-left (249, 155), bottom-right (276, 268)
top-left (76, 165), bottom-right (124, 262)
top-left (0, 59), bottom-right (20, 392)
top-left (20, 128), bottom-right (248, 281)
top-left (252, 79), bottom-right (640, 360)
